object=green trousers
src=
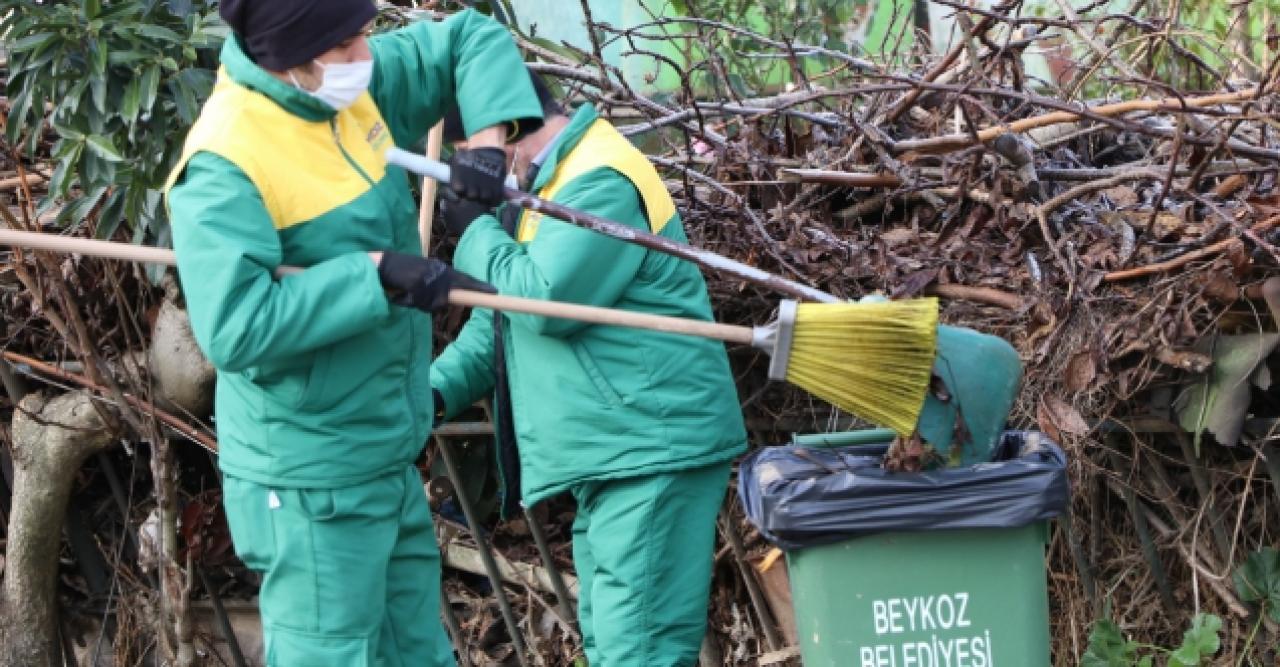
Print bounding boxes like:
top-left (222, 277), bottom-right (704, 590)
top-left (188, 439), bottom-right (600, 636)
top-left (222, 465), bottom-right (455, 667)
top-left (570, 462), bottom-right (730, 667)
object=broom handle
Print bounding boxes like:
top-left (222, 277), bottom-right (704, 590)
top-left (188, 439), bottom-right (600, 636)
top-left (449, 291), bottom-right (754, 344)
top-left (385, 148), bottom-right (840, 304)
top-left (416, 122), bottom-right (445, 255)
top-left (0, 229), bottom-right (178, 266)
top-left (0, 229), bottom-right (757, 345)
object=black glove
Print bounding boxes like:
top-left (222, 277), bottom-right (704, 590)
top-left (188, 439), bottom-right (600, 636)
top-left (439, 187), bottom-right (494, 238)
top-left (448, 147), bottom-right (508, 207)
top-left (377, 252), bottom-right (496, 313)
top-left (432, 389), bottom-right (447, 422)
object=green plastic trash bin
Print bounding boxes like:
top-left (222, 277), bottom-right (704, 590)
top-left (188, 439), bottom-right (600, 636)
top-left (786, 523), bottom-right (1052, 666)
top-left (778, 322), bottom-right (1048, 665)
top-left (737, 431), bottom-right (1066, 666)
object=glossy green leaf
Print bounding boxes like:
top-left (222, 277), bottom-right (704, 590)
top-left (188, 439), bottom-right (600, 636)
top-left (58, 185), bottom-right (109, 229)
top-left (1234, 548), bottom-right (1280, 621)
top-left (91, 38), bottom-right (108, 76)
top-left (52, 137), bottom-right (82, 161)
top-left (167, 0), bottom-right (195, 19)
top-left (120, 76), bottom-right (142, 125)
top-left (17, 42), bottom-right (64, 75)
top-left (1169, 614), bottom-right (1221, 666)
top-left (99, 2), bottom-right (144, 21)
top-left (139, 65), bottom-right (162, 114)
top-left (7, 32), bottom-right (57, 54)
top-left (135, 24), bottom-right (184, 43)
top-left (95, 188), bottom-right (128, 240)
top-left (1081, 618), bottom-right (1138, 666)
top-left (175, 67), bottom-right (215, 99)
top-left (47, 149), bottom-right (80, 198)
top-left (82, 150), bottom-right (117, 185)
top-left (86, 134), bottom-right (125, 162)
top-left (108, 50), bottom-right (152, 66)
top-left (50, 114), bottom-right (87, 142)
top-left (169, 77), bottom-right (198, 125)
top-left (5, 88), bottom-right (35, 146)
top-left (82, 0), bottom-right (102, 19)
top-left (90, 73), bottom-right (108, 112)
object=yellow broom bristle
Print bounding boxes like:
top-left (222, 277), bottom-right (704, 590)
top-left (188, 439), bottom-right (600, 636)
top-left (785, 297), bottom-right (939, 435)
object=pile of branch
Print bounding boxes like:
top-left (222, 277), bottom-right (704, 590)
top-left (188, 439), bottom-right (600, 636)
top-left (513, 0), bottom-right (1280, 662)
top-left (2, 0), bottom-right (1280, 665)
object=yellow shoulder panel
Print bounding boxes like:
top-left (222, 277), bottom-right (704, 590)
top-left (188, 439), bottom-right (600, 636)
top-left (517, 119), bottom-right (676, 243)
top-left (164, 70), bottom-right (390, 231)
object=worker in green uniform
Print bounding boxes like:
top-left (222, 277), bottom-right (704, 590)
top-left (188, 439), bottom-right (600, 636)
top-left (431, 72), bottom-right (749, 666)
top-left (163, 1), bottom-right (542, 664)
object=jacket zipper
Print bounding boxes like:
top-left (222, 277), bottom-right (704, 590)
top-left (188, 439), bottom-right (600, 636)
top-left (329, 118), bottom-right (420, 440)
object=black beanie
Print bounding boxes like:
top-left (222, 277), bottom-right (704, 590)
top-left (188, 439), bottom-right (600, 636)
top-left (219, 0), bottom-right (377, 71)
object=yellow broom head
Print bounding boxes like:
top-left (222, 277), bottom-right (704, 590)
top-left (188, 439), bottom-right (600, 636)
top-left (783, 297), bottom-right (939, 435)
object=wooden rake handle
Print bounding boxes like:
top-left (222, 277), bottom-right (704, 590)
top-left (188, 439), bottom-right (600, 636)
top-left (0, 229), bottom-right (756, 345)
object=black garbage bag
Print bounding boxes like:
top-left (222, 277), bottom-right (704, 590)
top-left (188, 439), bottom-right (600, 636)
top-left (737, 431), bottom-right (1070, 550)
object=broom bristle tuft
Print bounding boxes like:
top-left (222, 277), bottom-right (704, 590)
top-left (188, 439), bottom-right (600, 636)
top-left (785, 297), bottom-right (939, 435)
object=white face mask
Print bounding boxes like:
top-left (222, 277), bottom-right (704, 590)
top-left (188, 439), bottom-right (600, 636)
top-left (292, 58), bottom-right (372, 110)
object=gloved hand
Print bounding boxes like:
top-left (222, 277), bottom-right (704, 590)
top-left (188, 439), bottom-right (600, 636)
top-left (448, 147), bottom-right (508, 207)
top-left (439, 187), bottom-right (494, 238)
top-left (432, 389), bottom-right (447, 423)
top-left (377, 252), bottom-right (496, 313)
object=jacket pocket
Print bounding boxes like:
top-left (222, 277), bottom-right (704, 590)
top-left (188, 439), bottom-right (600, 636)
top-left (570, 340), bottom-right (628, 407)
top-left (265, 626), bottom-right (372, 667)
top-left (221, 477), bottom-right (277, 573)
top-left (296, 487), bottom-right (340, 521)
top-left (295, 346), bottom-right (334, 410)
top-left (294, 320), bottom-right (408, 413)
top-left (244, 352), bottom-right (314, 408)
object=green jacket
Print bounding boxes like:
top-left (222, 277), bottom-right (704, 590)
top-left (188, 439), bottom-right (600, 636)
top-left (431, 105), bottom-right (748, 505)
top-left (165, 12), bottom-right (541, 488)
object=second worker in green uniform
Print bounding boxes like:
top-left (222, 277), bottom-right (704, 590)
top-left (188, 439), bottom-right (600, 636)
top-left (431, 72), bottom-right (749, 666)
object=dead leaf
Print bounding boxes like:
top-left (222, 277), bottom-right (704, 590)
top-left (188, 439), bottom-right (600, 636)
top-left (1039, 394), bottom-right (1090, 437)
top-left (1211, 173), bottom-right (1249, 199)
top-left (1102, 211), bottom-right (1188, 240)
top-left (1065, 352), bottom-right (1097, 393)
top-left (884, 432), bottom-right (942, 472)
top-left (880, 227), bottom-right (916, 245)
top-left (1203, 272), bottom-right (1240, 303)
top-left (1102, 186), bottom-right (1139, 207)
top-left (1176, 333), bottom-right (1278, 446)
top-left (893, 268), bottom-right (940, 299)
top-left (1175, 278), bottom-right (1280, 447)
top-left (1154, 347), bottom-right (1213, 373)
top-left (1224, 238), bottom-right (1251, 275)
top-left (1037, 399), bottom-right (1062, 444)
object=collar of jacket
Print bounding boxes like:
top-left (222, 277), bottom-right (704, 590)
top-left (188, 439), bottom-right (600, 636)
top-left (527, 104), bottom-right (600, 192)
top-left (218, 36), bottom-right (338, 123)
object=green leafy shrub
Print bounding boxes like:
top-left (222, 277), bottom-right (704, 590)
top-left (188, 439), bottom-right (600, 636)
top-left (2, 0), bottom-right (225, 249)
top-left (1082, 613), bottom-right (1221, 666)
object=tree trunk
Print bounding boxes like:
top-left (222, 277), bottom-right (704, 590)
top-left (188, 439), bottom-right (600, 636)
top-left (0, 391), bottom-right (113, 666)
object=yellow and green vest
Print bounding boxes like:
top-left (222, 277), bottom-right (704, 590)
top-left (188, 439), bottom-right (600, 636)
top-left (165, 12), bottom-right (542, 488)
